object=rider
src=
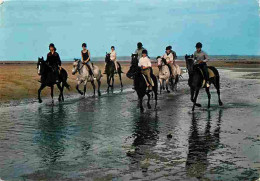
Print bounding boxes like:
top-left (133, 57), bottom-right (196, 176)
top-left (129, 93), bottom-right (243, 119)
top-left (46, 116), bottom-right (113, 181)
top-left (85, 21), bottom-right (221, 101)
top-left (110, 46), bottom-right (118, 73)
top-left (46, 43), bottom-right (61, 83)
top-left (81, 43), bottom-right (95, 79)
top-left (138, 49), bottom-right (153, 90)
top-left (135, 42), bottom-right (146, 60)
top-left (162, 46), bottom-right (176, 77)
top-left (194, 42), bottom-right (210, 87)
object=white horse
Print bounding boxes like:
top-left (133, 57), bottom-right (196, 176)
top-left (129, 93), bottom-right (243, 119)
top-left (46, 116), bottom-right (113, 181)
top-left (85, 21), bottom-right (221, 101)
top-left (171, 62), bottom-right (182, 91)
top-left (72, 59), bottom-right (102, 97)
top-left (157, 57), bottom-right (172, 94)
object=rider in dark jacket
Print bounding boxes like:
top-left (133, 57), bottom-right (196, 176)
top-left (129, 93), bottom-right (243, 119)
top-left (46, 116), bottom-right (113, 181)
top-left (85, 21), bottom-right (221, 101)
top-left (46, 43), bottom-right (61, 83)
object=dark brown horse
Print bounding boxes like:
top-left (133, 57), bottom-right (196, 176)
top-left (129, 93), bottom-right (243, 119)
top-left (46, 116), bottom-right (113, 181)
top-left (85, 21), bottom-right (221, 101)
top-left (37, 57), bottom-right (70, 104)
top-left (104, 53), bottom-right (123, 93)
top-left (127, 54), bottom-right (158, 112)
top-left (185, 55), bottom-right (223, 111)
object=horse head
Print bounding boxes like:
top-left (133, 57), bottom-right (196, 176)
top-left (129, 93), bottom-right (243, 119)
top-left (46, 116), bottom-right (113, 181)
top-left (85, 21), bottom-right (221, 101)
top-left (37, 56), bottom-right (44, 75)
top-left (72, 58), bottom-right (81, 75)
top-left (105, 52), bottom-right (111, 63)
top-left (131, 53), bottom-right (138, 66)
top-left (185, 54), bottom-right (194, 73)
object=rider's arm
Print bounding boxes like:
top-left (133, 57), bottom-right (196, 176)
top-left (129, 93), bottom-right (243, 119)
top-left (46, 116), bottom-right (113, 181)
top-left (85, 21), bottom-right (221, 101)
top-left (81, 51), bottom-right (84, 62)
top-left (203, 52), bottom-right (209, 62)
top-left (86, 51), bottom-right (90, 62)
top-left (57, 53), bottom-right (61, 66)
top-left (46, 53), bottom-right (50, 65)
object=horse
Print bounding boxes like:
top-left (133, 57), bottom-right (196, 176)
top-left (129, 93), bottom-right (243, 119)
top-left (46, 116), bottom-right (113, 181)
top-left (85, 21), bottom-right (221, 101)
top-left (185, 54), bottom-right (223, 111)
top-left (127, 53), bottom-right (158, 112)
top-left (37, 57), bottom-right (70, 104)
top-left (104, 53), bottom-right (123, 93)
top-left (72, 59), bottom-right (102, 97)
top-left (171, 62), bottom-right (182, 91)
top-left (156, 56), bottom-right (172, 94)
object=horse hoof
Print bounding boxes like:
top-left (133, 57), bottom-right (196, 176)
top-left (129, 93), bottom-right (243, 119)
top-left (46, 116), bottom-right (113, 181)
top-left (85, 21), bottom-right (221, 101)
top-left (196, 103), bottom-right (202, 107)
top-left (219, 102), bottom-right (223, 106)
top-left (98, 92), bottom-right (101, 96)
top-left (39, 100), bottom-right (42, 103)
top-left (140, 108), bottom-right (144, 113)
top-left (167, 90), bottom-right (170, 93)
top-left (147, 105), bottom-right (152, 109)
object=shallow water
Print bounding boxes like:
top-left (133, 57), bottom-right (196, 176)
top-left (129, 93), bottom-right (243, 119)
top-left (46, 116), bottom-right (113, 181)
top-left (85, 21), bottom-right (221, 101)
top-left (0, 69), bottom-right (260, 181)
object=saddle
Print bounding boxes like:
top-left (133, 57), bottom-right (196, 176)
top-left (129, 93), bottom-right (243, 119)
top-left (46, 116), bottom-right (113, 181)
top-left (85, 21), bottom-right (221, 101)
top-left (142, 74), bottom-right (154, 87)
top-left (197, 67), bottom-right (215, 87)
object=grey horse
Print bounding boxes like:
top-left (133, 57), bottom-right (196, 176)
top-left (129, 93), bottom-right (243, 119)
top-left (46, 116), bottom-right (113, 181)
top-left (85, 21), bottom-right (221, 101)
top-left (72, 59), bottom-right (102, 97)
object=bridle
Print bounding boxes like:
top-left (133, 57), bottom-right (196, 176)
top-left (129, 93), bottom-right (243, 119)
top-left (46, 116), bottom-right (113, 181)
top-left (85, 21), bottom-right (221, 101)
top-left (75, 60), bottom-right (84, 75)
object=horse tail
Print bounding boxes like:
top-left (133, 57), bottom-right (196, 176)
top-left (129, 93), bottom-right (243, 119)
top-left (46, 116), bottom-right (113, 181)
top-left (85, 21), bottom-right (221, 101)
top-left (117, 62), bottom-right (124, 73)
top-left (60, 68), bottom-right (70, 90)
top-left (63, 81), bottom-right (70, 90)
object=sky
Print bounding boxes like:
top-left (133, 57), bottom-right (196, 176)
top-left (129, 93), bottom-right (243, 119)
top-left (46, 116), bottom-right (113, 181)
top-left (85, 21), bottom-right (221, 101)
top-left (0, 0), bottom-right (260, 60)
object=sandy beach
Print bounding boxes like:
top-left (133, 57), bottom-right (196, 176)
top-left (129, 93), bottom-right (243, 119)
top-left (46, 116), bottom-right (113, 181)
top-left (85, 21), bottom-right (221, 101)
top-left (0, 59), bottom-right (259, 105)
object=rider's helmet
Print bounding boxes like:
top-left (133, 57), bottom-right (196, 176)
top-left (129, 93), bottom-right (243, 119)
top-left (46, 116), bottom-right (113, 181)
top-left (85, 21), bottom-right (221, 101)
top-left (137, 42), bottom-right (143, 49)
top-left (49, 43), bottom-right (56, 51)
top-left (196, 42), bottom-right (202, 48)
top-left (166, 46), bottom-right (171, 50)
top-left (142, 49), bottom-right (148, 55)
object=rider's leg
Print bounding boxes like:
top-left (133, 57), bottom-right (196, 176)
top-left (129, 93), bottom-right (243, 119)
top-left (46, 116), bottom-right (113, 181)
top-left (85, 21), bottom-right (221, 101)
top-left (55, 67), bottom-right (60, 83)
top-left (87, 63), bottom-right (95, 78)
top-left (202, 63), bottom-right (209, 87)
top-left (168, 62), bottom-right (174, 77)
top-left (114, 60), bottom-right (118, 73)
top-left (142, 68), bottom-right (153, 90)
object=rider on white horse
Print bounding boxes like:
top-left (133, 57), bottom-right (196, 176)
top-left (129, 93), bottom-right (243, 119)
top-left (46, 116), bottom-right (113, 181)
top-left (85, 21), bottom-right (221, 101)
top-left (81, 43), bottom-right (95, 79)
top-left (162, 46), bottom-right (175, 77)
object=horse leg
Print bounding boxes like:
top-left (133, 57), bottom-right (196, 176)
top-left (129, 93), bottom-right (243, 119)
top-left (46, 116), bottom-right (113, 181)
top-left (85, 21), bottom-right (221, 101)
top-left (147, 93), bottom-right (151, 109)
top-left (213, 76), bottom-right (223, 106)
top-left (154, 87), bottom-right (158, 110)
top-left (38, 84), bottom-right (46, 103)
top-left (97, 79), bottom-right (101, 96)
top-left (91, 81), bottom-right (96, 97)
top-left (51, 85), bottom-right (54, 105)
top-left (190, 87), bottom-right (195, 102)
top-left (107, 75), bottom-right (110, 93)
top-left (111, 76), bottom-right (114, 91)
top-left (83, 81), bottom-right (87, 97)
top-left (76, 81), bottom-right (83, 95)
top-left (175, 75), bottom-right (179, 91)
top-left (192, 89), bottom-right (200, 111)
top-left (159, 79), bottom-right (162, 94)
top-left (57, 83), bottom-right (63, 102)
top-left (119, 72), bottom-right (123, 89)
top-left (166, 79), bottom-right (170, 93)
top-left (162, 79), bottom-right (165, 90)
top-left (205, 87), bottom-right (211, 109)
top-left (139, 96), bottom-right (144, 113)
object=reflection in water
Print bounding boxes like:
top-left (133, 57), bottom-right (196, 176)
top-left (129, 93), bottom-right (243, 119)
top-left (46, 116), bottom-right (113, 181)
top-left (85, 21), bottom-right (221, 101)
top-left (35, 105), bottom-right (68, 165)
top-left (127, 112), bottom-right (159, 171)
top-left (186, 109), bottom-right (223, 179)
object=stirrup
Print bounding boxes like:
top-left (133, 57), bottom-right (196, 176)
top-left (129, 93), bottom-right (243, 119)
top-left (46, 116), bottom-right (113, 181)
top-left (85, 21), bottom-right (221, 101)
top-left (206, 81), bottom-right (210, 88)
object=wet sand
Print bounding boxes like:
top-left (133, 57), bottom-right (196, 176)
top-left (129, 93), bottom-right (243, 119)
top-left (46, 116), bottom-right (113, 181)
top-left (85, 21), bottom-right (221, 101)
top-left (0, 67), bottom-right (259, 180)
